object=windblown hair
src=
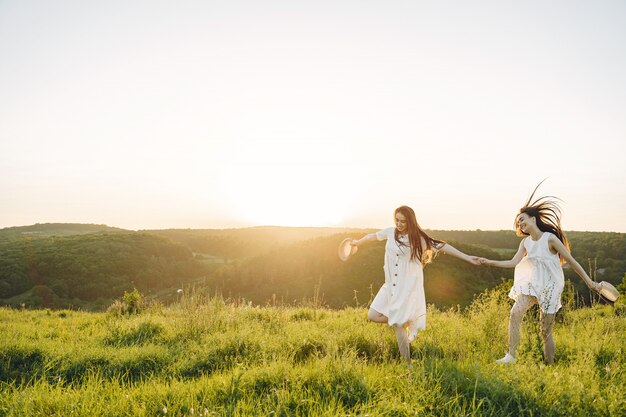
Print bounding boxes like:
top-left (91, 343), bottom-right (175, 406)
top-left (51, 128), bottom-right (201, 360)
top-left (394, 205), bottom-right (445, 264)
top-left (516, 180), bottom-right (570, 263)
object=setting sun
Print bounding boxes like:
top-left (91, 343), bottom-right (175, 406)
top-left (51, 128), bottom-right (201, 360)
top-left (217, 139), bottom-right (356, 227)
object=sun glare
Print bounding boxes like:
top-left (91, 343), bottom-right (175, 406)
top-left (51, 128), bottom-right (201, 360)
top-left (220, 163), bottom-right (354, 227)
top-left (213, 137), bottom-right (358, 227)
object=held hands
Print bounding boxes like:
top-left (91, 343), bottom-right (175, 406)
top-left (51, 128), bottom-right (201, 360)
top-left (469, 257), bottom-right (492, 266)
top-left (478, 258), bottom-right (491, 266)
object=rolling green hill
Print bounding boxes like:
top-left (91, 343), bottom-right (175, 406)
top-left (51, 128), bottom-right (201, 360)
top-left (0, 223), bottom-right (127, 239)
top-left (1, 224), bottom-right (624, 311)
top-left (208, 234), bottom-right (508, 308)
top-left (143, 226), bottom-right (370, 261)
top-left (0, 232), bottom-right (209, 310)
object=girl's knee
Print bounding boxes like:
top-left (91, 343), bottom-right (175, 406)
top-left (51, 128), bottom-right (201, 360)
top-left (367, 309), bottom-right (378, 321)
top-left (367, 309), bottom-right (386, 323)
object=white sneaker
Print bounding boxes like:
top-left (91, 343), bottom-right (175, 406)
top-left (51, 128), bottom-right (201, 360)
top-left (495, 352), bottom-right (516, 364)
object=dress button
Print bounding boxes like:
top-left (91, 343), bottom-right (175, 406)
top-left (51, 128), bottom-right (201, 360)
top-left (395, 274), bottom-right (397, 276)
top-left (393, 283), bottom-right (396, 286)
top-left (395, 264), bottom-right (398, 266)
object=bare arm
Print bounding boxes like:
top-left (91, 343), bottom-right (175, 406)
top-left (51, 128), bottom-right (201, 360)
top-left (439, 243), bottom-right (482, 265)
top-left (481, 240), bottom-right (526, 268)
top-left (548, 234), bottom-right (599, 290)
top-left (350, 233), bottom-right (377, 246)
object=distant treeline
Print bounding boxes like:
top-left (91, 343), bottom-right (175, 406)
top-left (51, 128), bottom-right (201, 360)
top-left (0, 223), bottom-right (126, 239)
top-left (143, 226), bottom-right (368, 260)
top-left (0, 224), bottom-right (624, 310)
top-left (0, 233), bottom-right (207, 309)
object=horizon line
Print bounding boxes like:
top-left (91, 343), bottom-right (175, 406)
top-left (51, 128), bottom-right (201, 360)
top-left (1, 222), bottom-right (624, 235)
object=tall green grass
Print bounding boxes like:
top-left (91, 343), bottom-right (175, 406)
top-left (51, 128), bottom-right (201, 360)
top-left (1, 285), bottom-right (624, 416)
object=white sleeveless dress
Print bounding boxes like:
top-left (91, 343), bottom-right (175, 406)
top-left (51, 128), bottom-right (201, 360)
top-left (509, 232), bottom-right (564, 314)
top-left (370, 227), bottom-right (427, 333)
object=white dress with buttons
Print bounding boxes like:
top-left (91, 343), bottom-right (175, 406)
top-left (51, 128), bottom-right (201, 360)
top-left (370, 227), bottom-right (427, 334)
top-left (509, 232), bottom-right (564, 314)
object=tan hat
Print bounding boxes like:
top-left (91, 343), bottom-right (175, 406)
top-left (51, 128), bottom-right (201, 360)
top-left (338, 238), bottom-right (358, 261)
top-left (595, 281), bottom-right (620, 304)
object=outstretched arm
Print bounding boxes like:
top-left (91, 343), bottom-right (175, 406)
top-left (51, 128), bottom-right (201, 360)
top-left (350, 233), bottom-right (377, 247)
top-left (439, 243), bottom-right (482, 265)
top-left (480, 240), bottom-right (526, 268)
top-left (548, 234), bottom-right (600, 290)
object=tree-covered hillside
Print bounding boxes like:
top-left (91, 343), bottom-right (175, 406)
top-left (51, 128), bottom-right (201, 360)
top-left (0, 223), bottom-right (127, 239)
top-left (209, 234), bottom-right (510, 308)
top-left (0, 233), bottom-right (209, 309)
top-left (0, 224), bottom-right (624, 311)
top-left (143, 226), bottom-right (369, 261)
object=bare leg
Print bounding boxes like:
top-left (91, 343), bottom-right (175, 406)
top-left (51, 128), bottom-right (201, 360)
top-left (394, 325), bottom-right (411, 364)
top-left (540, 311), bottom-right (556, 365)
top-left (367, 309), bottom-right (410, 363)
top-left (508, 295), bottom-right (535, 357)
top-left (367, 308), bottom-right (388, 323)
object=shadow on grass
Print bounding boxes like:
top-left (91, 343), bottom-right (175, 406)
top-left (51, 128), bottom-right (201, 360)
top-left (0, 345), bottom-right (45, 384)
top-left (423, 358), bottom-right (603, 417)
top-left (178, 340), bottom-right (261, 378)
top-left (1, 344), bottom-right (169, 386)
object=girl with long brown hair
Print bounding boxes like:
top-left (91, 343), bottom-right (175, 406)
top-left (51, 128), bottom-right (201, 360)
top-left (350, 205), bottom-right (481, 364)
top-left (479, 183), bottom-right (600, 365)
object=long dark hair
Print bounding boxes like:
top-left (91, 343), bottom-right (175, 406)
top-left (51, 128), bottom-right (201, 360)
top-left (516, 180), bottom-right (570, 263)
top-left (394, 205), bottom-right (445, 264)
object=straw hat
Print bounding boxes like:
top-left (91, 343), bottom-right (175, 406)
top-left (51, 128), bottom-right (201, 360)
top-left (595, 281), bottom-right (620, 304)
top-left (338, 238), bottom-right (358, 261)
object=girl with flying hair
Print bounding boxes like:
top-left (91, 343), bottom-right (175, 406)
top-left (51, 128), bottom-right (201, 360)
top-left (479, 182), bottom-right (600, 365)
top-left (350, 205), bottom-right (481, 364)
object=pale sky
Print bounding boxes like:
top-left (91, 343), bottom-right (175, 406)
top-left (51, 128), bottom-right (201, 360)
top-left (1, 1), bottom-right (625, 232)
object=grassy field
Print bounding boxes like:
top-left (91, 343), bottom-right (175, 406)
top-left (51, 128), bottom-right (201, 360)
top-left (1, 285), bottom-right (624, 417)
